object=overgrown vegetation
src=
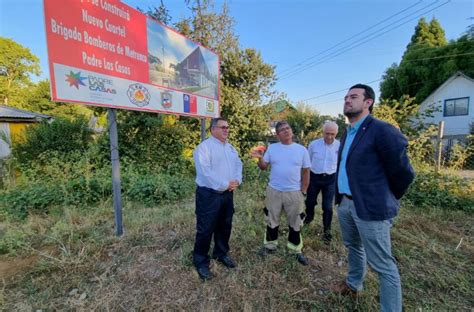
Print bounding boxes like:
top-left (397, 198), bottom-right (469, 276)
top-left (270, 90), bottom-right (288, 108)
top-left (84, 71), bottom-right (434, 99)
top-left (1, 4), bottom-right (473, 311)
top-left (1, 190), bottom-right (472, 310)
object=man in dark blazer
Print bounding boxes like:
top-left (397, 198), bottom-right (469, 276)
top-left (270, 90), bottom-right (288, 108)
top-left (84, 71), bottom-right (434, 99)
top-left (330, 84), bottom-right (414, 312)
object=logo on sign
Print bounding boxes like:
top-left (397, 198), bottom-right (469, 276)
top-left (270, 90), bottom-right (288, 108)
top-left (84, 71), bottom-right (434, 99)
top-left (183, 94), bottom-right (197, 113)
top-left (88, 75), bottom-right (116, 94)
top-left (127, 83), bottom-right (150, 107)
top-left (65, 71), bottom-right (87, 89)
top-left (206, 100), bottom-right (214, 113)
top-left (161, 92), bottom-right (172, 108)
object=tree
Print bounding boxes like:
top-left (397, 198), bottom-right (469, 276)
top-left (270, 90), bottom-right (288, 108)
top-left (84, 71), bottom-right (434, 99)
top-left (405, 18), bottom-right (434, 51)
top-left (174, 1), bottom-right (277, 154)
top-left (0, 37), bottom-right (40, 105)
top-left (22, 80), bottom-right (94, 119)
top-left (380, 17), bottom-right (473, 102)
top-left (286, 103), bottom-right (322, 146)
top-left (13, 117), bottom-right (93, 165)
top-left (429, 18), bottom-right (447, 47)
top-left (138, 0), bottom-right (172, 25)
top-left (380, 63), bottom-right (402, 100)
top-left (464, 18), bottom-right (474, 39)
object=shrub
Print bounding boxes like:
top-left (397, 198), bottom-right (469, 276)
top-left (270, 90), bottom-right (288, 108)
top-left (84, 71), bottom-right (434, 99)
top-left (107, 112), bottom-right (197, 175)
top-left (63, 173), bottom-right (112, 205)
top-left (405, 170), bottom-right (474, 213)
top-left (1, 182), bottom-right (63, 220)
top-left (0, 162), bottom-right (195, 220)
top-left (241, 158), bottom-right (268, 199)
top-left (13, 117), bottom-right (93, 166)
top-left (124, 170), bottom-right (195, 206)
top-left (0, 227), bottom-right (30, 254)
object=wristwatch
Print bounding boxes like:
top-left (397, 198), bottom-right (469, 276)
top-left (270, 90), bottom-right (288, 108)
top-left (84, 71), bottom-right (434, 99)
top-left (301, 191), bottom-right (307, 197)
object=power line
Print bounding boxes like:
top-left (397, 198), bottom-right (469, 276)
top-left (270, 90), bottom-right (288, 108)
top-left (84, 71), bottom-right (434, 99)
top-left (402, 52), bottom-right (474, 62)
top-left (279, 0), bottom-right (446, 79)
top-left (278, 0), bottom-right (424, 75)
top-left (300, 56), bottom-right (474, 105)
top-left (279, 0), bottom-right (451, 80)
top-left (300, 78), bottom-right (382, 102)
top-left (275, 40), bottom-right (473, 79)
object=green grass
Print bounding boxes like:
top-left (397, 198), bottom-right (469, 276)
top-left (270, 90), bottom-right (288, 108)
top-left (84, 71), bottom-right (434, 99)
top-left (1, 191), bottom-right (473, 310)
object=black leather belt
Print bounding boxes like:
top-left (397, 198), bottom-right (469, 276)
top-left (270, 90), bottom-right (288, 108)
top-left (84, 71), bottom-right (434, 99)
top-left (198, 186), bottom-right (229, 194)
top-left (341, 193), bottom-right (353, 200)
top-left (314, 172), bottom-right (336, 177)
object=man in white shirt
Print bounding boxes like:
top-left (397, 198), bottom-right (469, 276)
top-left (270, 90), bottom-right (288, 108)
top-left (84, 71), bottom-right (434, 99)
top-left (305, 121), bottom-right (340, 244)
top-left (251, 121), bottom-right (311, 265)
top-left (193, 117), bottom-right (243, 281)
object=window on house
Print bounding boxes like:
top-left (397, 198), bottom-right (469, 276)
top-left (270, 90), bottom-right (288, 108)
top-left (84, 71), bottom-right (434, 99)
top-left (444, 97), bottom-right (469, 117)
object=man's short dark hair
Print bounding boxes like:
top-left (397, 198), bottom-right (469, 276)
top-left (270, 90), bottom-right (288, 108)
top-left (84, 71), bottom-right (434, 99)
top-left (349, 83), bottom-right (375, 113)
top-left (275, 120), bottom-right (291, 133)
top-left (210, 117), bottom-right (228, 129)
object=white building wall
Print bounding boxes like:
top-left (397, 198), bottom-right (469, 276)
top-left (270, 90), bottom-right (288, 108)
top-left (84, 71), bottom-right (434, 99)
top-left (0, 123), bottom-right (11, 159)
top-left (419, 75), bottom-right (474, 137)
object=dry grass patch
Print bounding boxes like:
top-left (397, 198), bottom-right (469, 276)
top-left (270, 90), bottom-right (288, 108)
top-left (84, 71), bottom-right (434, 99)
top-left (1, 192), bottom-right (473, 311)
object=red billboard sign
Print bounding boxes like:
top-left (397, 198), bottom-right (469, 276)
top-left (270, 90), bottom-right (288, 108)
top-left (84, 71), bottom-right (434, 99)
top-left (43, 0), bottom-right (220, 118)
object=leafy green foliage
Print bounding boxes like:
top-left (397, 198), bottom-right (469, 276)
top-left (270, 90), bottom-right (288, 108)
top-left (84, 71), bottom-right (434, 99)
top-left (100, 111), bottom-right (197, 174)
top-left (0, 158), bottom-right (194, 220)
top-left (465, 123), bottom-right (474, 169)
top-left (372, 96), bottom-right (440, 169)
top-left (13, 117), bottom-right (93, 165)
top-left (173, 2), bottom-right (276, 154)
top-left (1, 183), bottom-right (63, 220)
top-left (241, 158), bottom-right (269, 199)
top-left (22, 80), bottom-right (94, 119)
top-left (444, 142), bottom-right (474, 170)
top-left (286, 103), bottom-right (322, 145)
top-left (124, 170), bottom-right (195, 206)
top-left (0, 36), bottom-right (40, 106)
top-left (405, 170), bottom-right (474, 212)
top-left (380, 18), bottom-right (474, 101)
top-left (405, 17), bottom-right (447, 51)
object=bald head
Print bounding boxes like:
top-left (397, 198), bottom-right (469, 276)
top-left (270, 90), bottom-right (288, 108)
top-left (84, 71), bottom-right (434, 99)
top-left (323, 121), bottom-right (338, 145)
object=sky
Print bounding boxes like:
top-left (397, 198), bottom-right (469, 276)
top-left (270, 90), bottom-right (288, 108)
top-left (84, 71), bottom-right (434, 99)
top-left (1, 0), bottom-right (473, 116)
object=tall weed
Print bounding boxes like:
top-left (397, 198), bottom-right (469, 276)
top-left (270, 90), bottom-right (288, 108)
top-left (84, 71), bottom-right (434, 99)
top-left (405, 169), bottom-right (474, 212)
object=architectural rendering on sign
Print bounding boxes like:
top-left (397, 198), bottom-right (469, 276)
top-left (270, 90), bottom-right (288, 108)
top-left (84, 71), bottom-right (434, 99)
top-left (147, 20), bottom-right (219, 100)
top-left (43, 0), bottom-right (220, 118)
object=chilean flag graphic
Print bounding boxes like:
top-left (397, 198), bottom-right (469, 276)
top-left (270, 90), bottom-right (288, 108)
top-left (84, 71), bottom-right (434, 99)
top-left (183, 94), bottom-right (197, 113)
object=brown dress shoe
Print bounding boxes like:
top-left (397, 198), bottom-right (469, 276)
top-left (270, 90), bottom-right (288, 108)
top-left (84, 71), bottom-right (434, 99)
top-left (329, 280), bottom-right (358, 297)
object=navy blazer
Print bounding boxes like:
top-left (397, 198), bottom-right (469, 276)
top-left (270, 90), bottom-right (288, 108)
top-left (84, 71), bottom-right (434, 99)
top-left (335, 115), bottom-right (415, 221)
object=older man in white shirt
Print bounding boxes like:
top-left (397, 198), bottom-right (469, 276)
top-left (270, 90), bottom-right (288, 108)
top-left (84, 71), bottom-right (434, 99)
top-left (305, 121), bottom-right (340, 244)
top-left (193, 117), bottom-right (243, 281)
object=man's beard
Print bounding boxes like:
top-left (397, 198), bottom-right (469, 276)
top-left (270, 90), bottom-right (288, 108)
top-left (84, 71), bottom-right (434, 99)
top-left (344, 109), bottom-right (363, 118)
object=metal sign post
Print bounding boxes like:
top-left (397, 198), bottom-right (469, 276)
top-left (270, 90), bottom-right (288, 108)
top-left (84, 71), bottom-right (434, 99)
top-left (107, 108), bottom-right (123, 236)
top-left (200, 118), bottom-right (206, 142)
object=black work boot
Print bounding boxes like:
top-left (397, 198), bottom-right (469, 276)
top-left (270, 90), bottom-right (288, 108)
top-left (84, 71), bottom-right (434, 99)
top-left (295, 253), bottom-right (309, 266)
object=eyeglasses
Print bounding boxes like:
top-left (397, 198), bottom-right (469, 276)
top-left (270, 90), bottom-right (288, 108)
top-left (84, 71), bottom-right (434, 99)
top-left (214, 126), bottom-right (229, 130)
top-left (277, 126), bottom-right (291, 132)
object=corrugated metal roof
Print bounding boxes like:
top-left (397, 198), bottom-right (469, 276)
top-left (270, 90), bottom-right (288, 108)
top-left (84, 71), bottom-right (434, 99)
top-left (0, 105), bottom-right (51, 120)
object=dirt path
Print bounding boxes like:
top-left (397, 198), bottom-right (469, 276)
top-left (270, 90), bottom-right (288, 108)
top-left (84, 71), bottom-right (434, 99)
top-left (0, 255), bottom-right (38, 281)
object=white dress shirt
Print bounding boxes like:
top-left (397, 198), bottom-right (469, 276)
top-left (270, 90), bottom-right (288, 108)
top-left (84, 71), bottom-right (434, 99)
top-left (307, 138), bottom-right (340, 174)
top-left (193, 135), bottom-right (243, 191)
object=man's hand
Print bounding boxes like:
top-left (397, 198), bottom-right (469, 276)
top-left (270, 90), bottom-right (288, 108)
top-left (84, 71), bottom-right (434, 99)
top-left (227, 180), bottom-right (240, 192)
top-left (250, 145), bottom-right (266, 158)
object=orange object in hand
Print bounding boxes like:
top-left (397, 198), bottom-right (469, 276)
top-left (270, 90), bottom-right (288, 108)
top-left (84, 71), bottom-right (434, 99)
top-left (251, 145), bottom-right (266, 157)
